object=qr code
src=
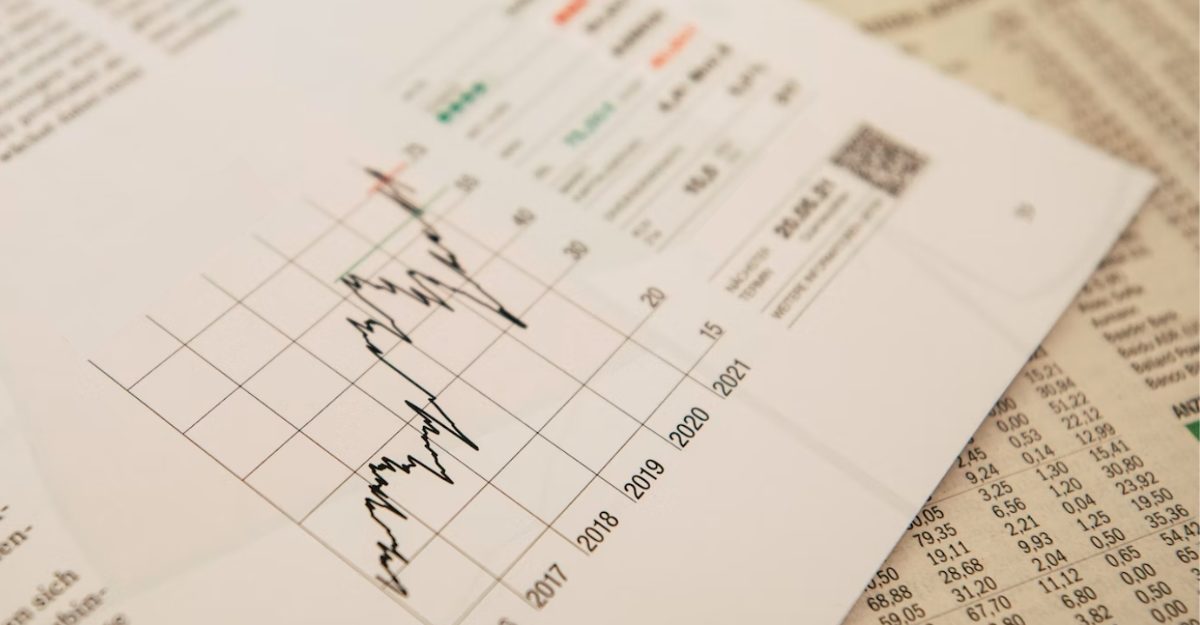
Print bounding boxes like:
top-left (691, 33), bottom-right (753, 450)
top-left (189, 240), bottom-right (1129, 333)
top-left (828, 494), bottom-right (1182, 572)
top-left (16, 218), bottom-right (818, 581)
top-left (832, 125), bottom-right (926, 196)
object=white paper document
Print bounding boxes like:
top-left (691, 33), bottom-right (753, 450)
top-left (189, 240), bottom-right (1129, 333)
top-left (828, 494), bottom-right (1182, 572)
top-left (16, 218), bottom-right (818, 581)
top-left (0, 0), bottom-right (1154, 623)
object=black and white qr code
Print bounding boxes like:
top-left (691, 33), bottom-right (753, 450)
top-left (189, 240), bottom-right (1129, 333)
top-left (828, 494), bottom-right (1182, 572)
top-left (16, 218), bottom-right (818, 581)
top-left (832, 125), bottom-right (926, 197)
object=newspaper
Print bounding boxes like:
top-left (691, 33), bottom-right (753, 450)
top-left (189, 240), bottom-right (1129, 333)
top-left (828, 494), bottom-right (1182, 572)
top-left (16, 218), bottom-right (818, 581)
top-left (809, 1), bottom-right (1200, 623)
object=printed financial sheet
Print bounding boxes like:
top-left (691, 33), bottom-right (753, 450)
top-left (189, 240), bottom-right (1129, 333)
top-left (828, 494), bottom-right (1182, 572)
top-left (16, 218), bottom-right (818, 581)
top-left (0, 0), bottom-right (1164, 623)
